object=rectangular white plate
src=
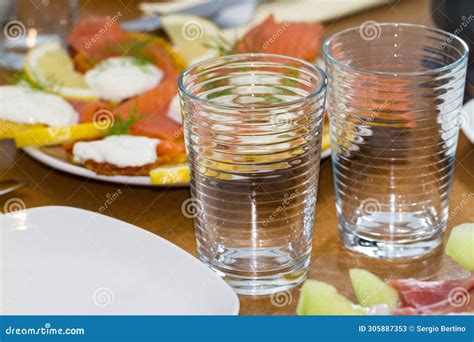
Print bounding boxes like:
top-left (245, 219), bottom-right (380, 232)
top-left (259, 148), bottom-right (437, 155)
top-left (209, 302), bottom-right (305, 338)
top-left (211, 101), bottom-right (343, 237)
top-left (0, 206), bottom-right (239, 315)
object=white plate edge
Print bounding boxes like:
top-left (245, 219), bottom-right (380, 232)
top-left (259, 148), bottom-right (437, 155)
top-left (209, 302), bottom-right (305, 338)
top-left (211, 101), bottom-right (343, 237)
top-left (22, 147), bottom-right (188, 187)
top-left (2, 205), bottom-right (240, 315)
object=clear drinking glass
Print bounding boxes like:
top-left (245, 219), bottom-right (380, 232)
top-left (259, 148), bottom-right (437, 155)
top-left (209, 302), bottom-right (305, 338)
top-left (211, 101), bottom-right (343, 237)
top-left (324, 23), bottom-right (468, 259)
top-left (179, 54), bottom-right (327, 295)
top-left (0, 0), bottom-right (78, 69)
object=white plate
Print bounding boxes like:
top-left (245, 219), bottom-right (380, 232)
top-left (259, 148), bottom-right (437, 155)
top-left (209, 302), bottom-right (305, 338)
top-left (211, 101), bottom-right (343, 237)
top-left (321, 147), bottom-right (331, 159)
top-left (23, 145), bottom-right (331, 187)
top-left (23, 147), bottom-right (187, 187)
top-left (462, 99), bottom-right (474, 143)
top-left (0, 206), bottom-right (239, 315)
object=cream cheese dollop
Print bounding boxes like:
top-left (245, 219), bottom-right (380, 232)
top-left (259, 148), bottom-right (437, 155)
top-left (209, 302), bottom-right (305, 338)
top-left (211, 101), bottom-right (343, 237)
top-left (0, 85), bottom-right (79, 127)
top-left (84, 57), bottom-right (164, 102)
top-left (73, 135), bottom-right (160, 168)
top-left (167, 94), bottom-right (182, 124)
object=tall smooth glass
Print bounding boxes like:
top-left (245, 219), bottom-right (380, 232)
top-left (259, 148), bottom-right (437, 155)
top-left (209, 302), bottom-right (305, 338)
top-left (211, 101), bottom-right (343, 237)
top-left (179, 54), bottom-right (327, 294)
top-left (324, 23), bottom-right (468, 259)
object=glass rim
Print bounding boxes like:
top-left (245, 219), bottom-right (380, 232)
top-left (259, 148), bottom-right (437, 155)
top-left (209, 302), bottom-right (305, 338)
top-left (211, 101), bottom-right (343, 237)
top-left (323, 23), bottom-right (469, 77)
top-left (178, 53), bottom-right (327, 110)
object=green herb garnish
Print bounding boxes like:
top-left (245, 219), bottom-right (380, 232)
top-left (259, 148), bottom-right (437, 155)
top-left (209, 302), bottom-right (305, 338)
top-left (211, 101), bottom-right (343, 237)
top-left (12, 70), bottom-right (61, 93)
top-left (109, 113), bottom-right (138, 135)
top-left (202, 34), bottom-right (233, 56)
top-left (109, 102), bottom-right (143, 136)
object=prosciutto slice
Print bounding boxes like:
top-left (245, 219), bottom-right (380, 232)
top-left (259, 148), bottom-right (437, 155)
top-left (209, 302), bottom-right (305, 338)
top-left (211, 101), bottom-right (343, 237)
top-left (389, 275), bottom-right (474, 315)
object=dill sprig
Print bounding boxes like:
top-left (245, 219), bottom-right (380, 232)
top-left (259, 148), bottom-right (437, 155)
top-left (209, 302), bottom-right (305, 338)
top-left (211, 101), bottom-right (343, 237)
top-left (202, 34), bottom-right (233, 56)
top-left (11, 71), bottom-right (61, 93)
top-left (109, 103), bottom-right (143, 136)
top-left (127, 38), bottom-right (154, 58)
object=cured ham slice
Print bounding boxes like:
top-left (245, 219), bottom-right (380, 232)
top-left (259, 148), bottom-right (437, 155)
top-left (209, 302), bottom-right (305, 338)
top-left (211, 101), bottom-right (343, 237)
top-left (389, 275), bottom-right (474, 315)
top-left (233, 15), bottom-right (324, 61)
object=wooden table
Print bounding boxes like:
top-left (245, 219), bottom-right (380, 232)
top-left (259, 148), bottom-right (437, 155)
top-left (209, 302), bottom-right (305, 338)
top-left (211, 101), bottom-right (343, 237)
top-left (1, 0), bottom-right (473, 315)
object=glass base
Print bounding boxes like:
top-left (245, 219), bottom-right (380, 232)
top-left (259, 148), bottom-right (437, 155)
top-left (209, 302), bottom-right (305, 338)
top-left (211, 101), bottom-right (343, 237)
top-left (200, 254), bottom-right (310, 296)
top-left (339, 221), bottom-right (444, 259)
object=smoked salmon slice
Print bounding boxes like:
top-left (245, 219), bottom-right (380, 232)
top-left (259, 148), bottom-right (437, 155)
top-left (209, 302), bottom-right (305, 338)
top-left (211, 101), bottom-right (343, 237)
top-left (68, 17), bottom-right (185, 73)
top-left (67, 17), bottom-right (185, 144)
top-left (68, 99), bottom-right (112, 124)
top-left (116, 73), bottom-right (182, 141)
top-left (67, 17), bottom-right (127, 66)
top-left (233, 15), bottom-right (324, 62)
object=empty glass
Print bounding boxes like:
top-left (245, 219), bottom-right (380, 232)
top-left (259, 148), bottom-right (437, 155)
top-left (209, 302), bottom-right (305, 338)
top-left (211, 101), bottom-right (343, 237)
top-left (0, 0), bottom-right (78, 69)
top-left (324, 23), bottom-right (468, 258)
top-left (179, 54), bottom-right (327, 294)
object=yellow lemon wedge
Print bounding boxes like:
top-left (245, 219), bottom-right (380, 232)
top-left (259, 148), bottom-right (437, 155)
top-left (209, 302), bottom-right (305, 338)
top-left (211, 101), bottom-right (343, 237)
top-left (321, 127), bottom-right (331, 152)
top-left (0, 120), bottom-right (44, 138)
top-left (161, 14), bottom-right (225, 65)
top-left (24, 42), bottom-right (97, 100)
top-left (14, 123), bottom-right (107, 147)
top-left (150, 164), bottom-right (190, 185)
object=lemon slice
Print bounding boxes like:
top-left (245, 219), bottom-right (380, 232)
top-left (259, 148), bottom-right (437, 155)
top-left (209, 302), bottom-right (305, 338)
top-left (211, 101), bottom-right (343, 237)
top-left (150, 164), bottom-right (190, 185)
top-left (24, 42), bottom-right (97, 100)
top-left (161, 14), bottom-right (224, 65)
top-left (321, 127), bottom-right (331, 151)
top-left (0, 119), bottom-right (44, 138)
top-left (15, 123), bottom-right (107, 147)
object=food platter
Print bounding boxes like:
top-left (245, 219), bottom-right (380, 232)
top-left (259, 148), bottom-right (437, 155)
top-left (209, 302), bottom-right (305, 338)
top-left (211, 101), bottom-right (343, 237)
top-left (1, 14), bottom-right (331, 187)
top-left (24, 145), bottom-right (331, 187)
top-left (23, 146), bottom-right (187, 186)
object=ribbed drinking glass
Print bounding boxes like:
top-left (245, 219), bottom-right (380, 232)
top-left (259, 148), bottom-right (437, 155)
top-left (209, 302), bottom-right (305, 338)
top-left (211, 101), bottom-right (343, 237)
top-left (324, 23), bottom-right (468, 258)
top-left (179, 54), bottom-right (327, 294)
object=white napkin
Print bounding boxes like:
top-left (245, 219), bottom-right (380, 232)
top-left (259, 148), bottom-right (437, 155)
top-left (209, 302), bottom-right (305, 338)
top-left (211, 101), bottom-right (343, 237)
top-left (139, 0), bottom-right (386, 25)
top-left (140, 1), bottom-right (209, 15)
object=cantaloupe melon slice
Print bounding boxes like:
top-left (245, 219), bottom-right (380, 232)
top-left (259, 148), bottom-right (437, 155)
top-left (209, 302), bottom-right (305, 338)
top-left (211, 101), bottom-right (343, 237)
top-left (349, 268), bottom-right (399, 309)
top-left (297, 280), bottom-right (366, 315)
top-left (446, 223), bottom-right (474, 272)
